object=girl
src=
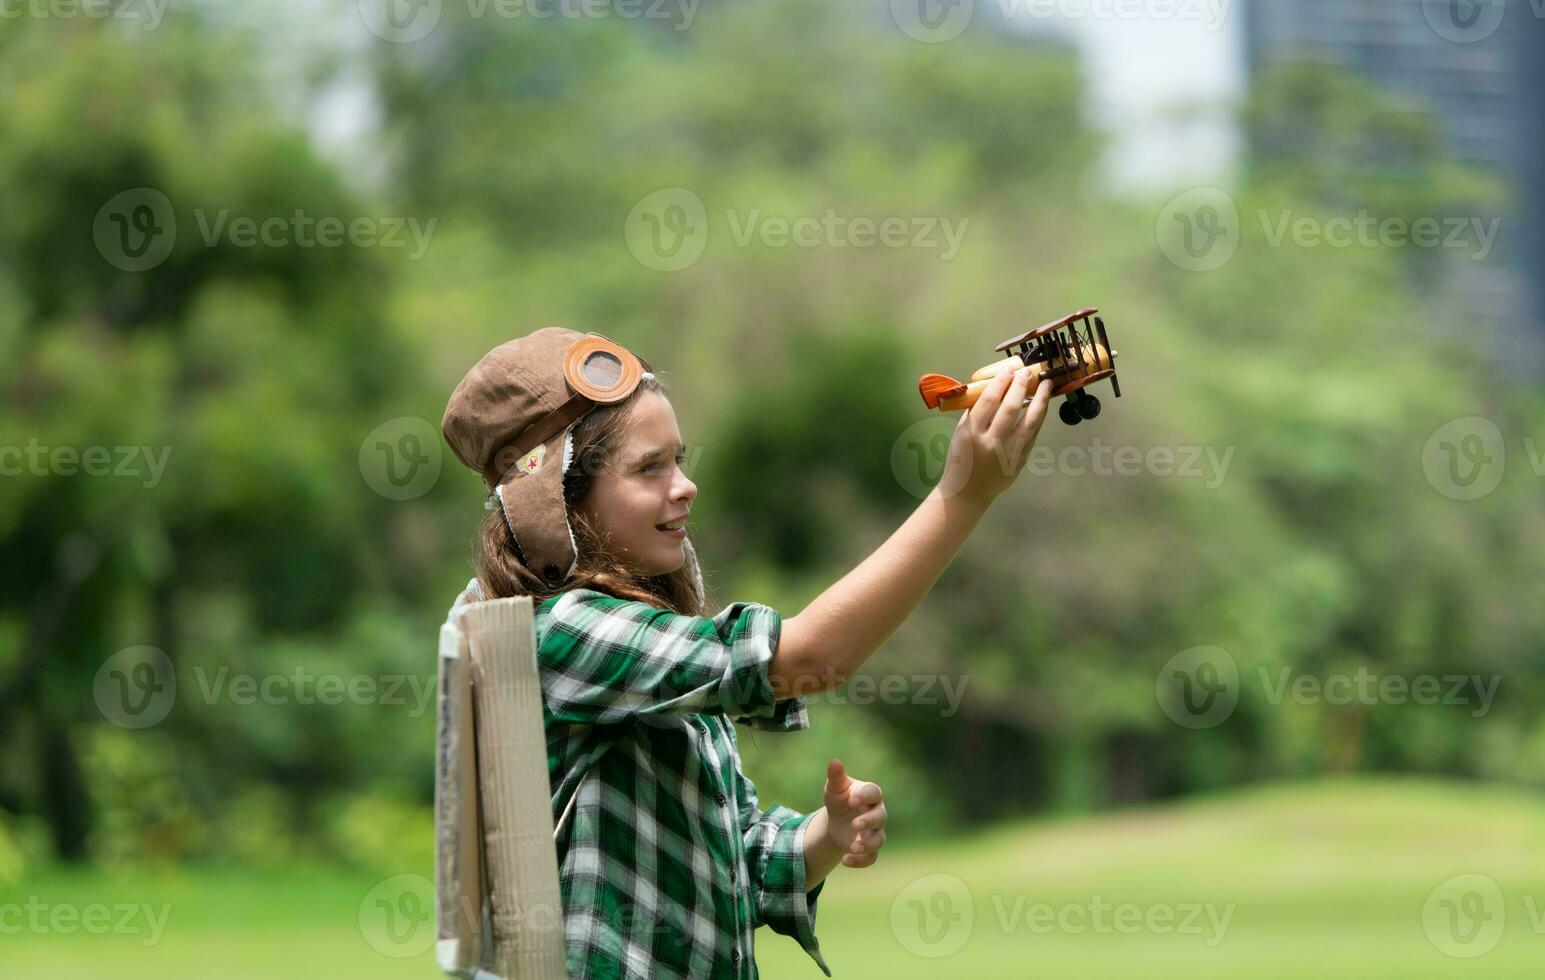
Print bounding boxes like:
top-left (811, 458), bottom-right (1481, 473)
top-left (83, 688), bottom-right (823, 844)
top-left (441, 327), bottom-right (1053, 979)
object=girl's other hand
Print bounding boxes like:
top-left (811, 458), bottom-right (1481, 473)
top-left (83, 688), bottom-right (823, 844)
top-left (822, 758), bottom-right (887, 868)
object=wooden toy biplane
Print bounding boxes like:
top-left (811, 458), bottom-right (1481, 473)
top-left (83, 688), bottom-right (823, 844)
top-left (918, 308), bottom-right (1121, 425)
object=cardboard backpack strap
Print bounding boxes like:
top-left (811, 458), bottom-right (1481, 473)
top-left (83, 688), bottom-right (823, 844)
top-left (552, 770), bottom-right (584, 843)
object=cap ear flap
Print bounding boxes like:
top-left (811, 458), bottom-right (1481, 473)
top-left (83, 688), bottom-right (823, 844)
top-left (560, 427), bottom-right (580, 579)
top-left (496, 428), bottom-right (579, 586)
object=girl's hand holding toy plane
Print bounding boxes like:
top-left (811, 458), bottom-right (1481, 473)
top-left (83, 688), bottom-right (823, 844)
top-left (937, 359), bottom-right (1056, 508)
top-left (919, 308), bottom-right (1122, 508)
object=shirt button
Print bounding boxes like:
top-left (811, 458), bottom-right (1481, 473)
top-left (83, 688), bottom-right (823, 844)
top-left (731, 948), bottom-right (741, 966)
top-left (715, 792), bottom-right (727, 806)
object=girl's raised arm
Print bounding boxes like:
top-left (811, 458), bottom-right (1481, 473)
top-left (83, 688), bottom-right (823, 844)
top-left (772, 368), bottom-right (1053, 696)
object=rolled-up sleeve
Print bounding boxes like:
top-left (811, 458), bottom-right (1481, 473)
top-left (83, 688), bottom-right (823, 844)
top-left (537, 589), bottom-right (811, 730)
top-left (735, 766), bottom-right (832, 976)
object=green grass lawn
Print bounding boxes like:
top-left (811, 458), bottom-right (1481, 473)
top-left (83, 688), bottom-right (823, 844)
top-left (7, 777), bottom-right (1545, 978)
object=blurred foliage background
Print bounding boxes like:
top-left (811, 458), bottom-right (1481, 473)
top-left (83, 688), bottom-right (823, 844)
top-left (1, 0), bottom-right (1542, 976)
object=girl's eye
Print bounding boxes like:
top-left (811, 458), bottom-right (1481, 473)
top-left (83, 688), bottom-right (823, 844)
top-left (643, 454), bottom-right (687, 473)
top-left (642, 454), bottom-right (685, 472)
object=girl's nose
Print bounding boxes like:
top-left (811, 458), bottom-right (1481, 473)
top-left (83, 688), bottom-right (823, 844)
top-left (675, 471), bottom-right (697, 505)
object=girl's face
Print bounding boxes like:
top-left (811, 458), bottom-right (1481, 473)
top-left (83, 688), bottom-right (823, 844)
top-left (578, 390), bottom-right (697, 576)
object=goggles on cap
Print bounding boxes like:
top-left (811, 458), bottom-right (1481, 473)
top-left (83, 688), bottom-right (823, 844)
top-left (487, 333), bottom-right (654, 489)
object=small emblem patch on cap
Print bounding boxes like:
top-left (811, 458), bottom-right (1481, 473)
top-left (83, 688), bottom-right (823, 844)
top-left (513, 443), bottom-right (545, 478)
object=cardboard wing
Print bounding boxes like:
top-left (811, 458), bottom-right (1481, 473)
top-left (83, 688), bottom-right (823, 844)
top-left (437, 596), bottom-right (569, 980)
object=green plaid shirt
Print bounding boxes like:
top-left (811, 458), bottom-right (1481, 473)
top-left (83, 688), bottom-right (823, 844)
top-left (530, 586), bottom-right (832, 979)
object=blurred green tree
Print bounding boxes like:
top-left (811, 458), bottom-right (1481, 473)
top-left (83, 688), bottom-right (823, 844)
top-left (0, 14), bottom-right (439, 862)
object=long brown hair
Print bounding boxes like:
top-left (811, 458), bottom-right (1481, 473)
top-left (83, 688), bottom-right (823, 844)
top-left (473, 375), bottom-right (710, 616)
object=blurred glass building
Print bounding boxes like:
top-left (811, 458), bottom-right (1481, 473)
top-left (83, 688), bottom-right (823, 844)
top-left (1246, 0), bottom-right (1515, 164)
top-left (1243, 0), bottom-right (1543, 362)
